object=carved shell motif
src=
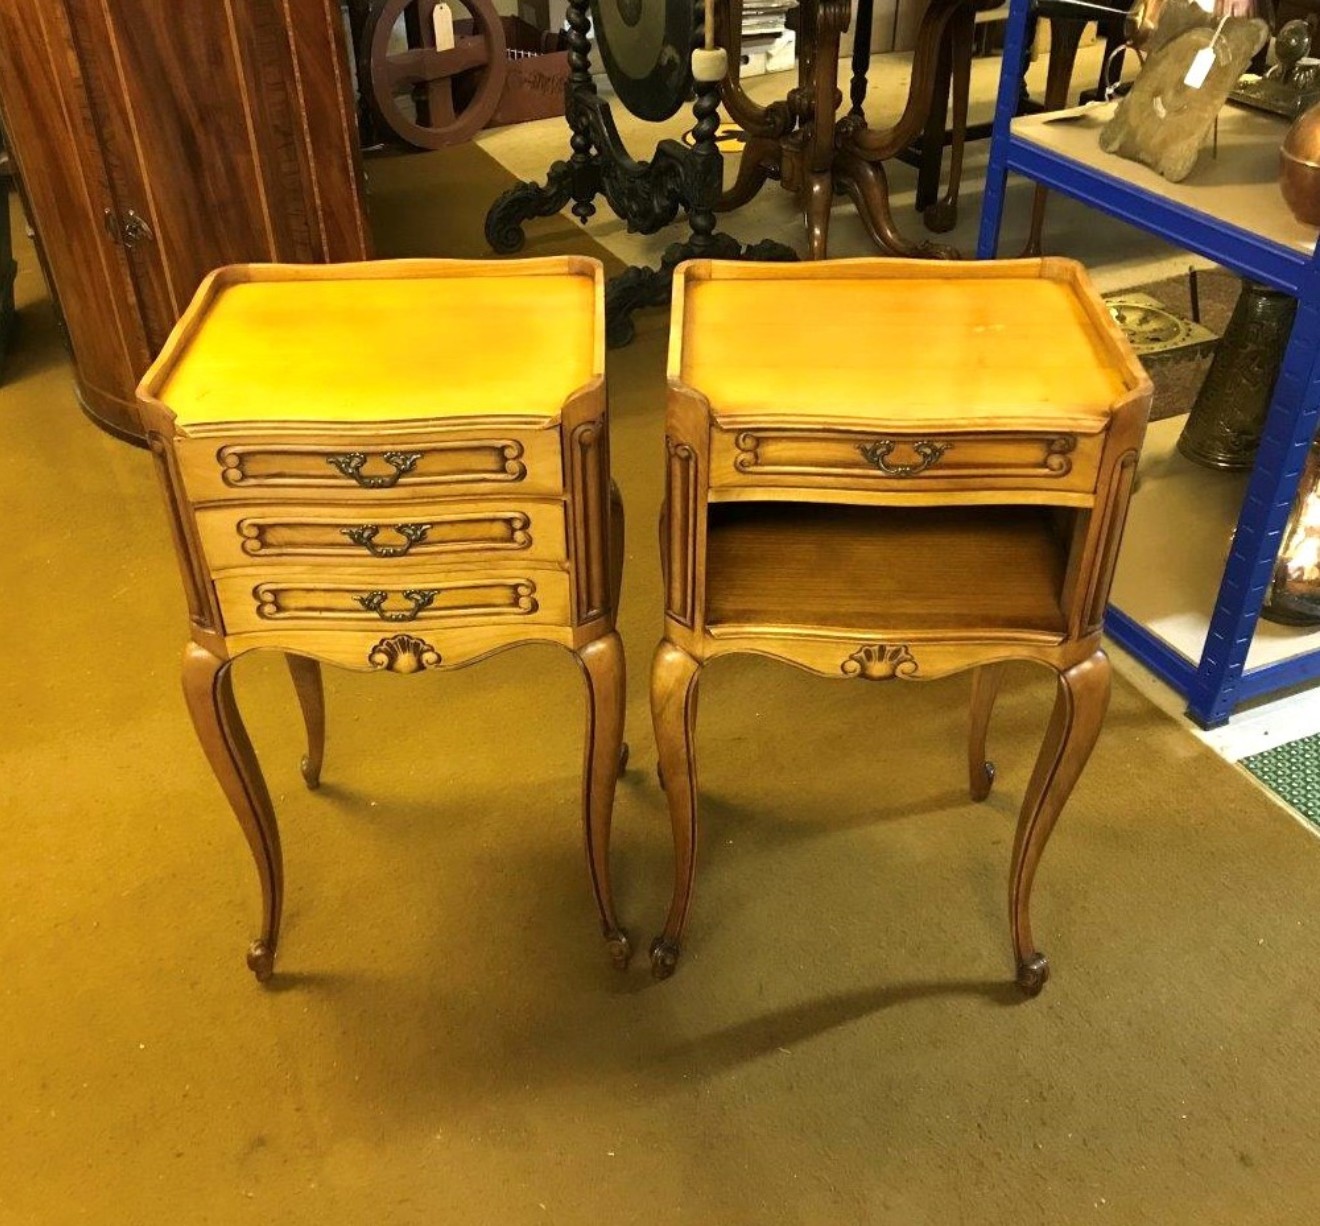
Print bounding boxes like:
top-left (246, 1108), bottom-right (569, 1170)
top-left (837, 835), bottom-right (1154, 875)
top-left (841, 643), bottom-right (919, 680)
top-left (368, 634), bottom-right (441, 675)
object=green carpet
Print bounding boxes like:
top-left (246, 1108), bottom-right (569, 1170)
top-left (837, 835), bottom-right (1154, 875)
top-left (6, 144), bottom-right (1320, 1225)
top-left (1243, 734), bottom-right (1320, 829)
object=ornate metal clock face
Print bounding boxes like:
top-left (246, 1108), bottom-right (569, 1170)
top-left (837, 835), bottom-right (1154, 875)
top-left (590, 0), bottom-right (694, 122)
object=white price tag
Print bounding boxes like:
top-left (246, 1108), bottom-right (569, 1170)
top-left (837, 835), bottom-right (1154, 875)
top-left (1184, 46), bottom-right (1216, 89)
top-left (432, 2), bottom-right (455, 50)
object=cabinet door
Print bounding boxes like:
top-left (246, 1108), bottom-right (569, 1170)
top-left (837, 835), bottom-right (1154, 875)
top-left (0, 0), bottom-right (150, 438)
top-left (66, 0), bottom-right (369, 355)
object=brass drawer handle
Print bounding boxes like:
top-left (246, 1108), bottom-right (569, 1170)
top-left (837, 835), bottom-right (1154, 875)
top-left (326, 451), bottom-right (422, 488)
top-left (341, 523), bottom-right (432, 557)
top-left (858, 439), bottom-right (951, 477)
top-left (354, 589), bottom-right (438, 621)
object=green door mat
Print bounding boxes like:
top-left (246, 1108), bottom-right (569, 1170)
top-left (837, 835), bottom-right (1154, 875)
top-left (1243, 734), bottom-right (1320, 828)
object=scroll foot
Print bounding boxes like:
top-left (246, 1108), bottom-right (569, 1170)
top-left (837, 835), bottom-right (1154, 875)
top-left (1016, 953), bottom-right (1050, 997)
top-left (247, 940), bottom-right (276, 983)
top-left (972, 760), bottom-right (996, 803)
top-left (484, 161), bottom-right (575, 255)
top-left (650, 937), bottom-right (681, 980)
top-left (605, 928), bottom-right (633, 970)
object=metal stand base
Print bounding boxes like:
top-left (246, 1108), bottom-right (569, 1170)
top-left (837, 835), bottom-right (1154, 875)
top-left (482, 0), bottom-right (796, 348)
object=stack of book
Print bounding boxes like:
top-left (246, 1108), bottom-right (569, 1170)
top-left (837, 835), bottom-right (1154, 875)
top-left (740, 0), bottom-right (795, 76)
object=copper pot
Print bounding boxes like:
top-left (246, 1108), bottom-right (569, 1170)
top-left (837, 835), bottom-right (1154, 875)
top-left (1281, 101), bottom-right (1320, 226)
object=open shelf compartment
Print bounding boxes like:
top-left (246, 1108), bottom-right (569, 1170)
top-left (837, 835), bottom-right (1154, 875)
top-left (704, 501), bottom-right (1072, 637)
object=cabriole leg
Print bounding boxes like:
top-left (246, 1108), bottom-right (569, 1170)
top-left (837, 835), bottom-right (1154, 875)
top-left (650, 639), bottom-right (702, 978)
top-left (1009, 649), bottom-right (1111, 996)
top-left (968, 663), bottom-right (1006, 801)
top-left (576, 630), bottom-right (630, 968)
top-left (182, 642), bottom-right (284, 982)
top-left (285, 654), bottom-right (325, 790)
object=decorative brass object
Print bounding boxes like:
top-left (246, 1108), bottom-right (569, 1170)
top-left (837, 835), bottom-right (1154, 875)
top-left (1177, 280), bottom-right (1297, 469)
top-left (857, 439), bottom-right (952, 477)
top-left (367, 634), bottom-right (443, 674)
top-left (1262, 438), bottom-right (1320, 625)
top-left (1230, 20), bottom-right (1320, 120)
top-left (340, 523), bottom-right (432, 557)
top-left (840, 643), bottom-right (919, 680)
top-left (325, 450), bottom-right (422, 488)
top-left (354, 589), bottom-right (440, 621)
top-left (1280, 99), bottom-right (1320, 226)
top-left (1104, 291), bottom-right (1218, 360)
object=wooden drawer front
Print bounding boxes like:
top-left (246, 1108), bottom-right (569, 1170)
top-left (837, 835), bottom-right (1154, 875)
top-left (195, 500), bottom-right (567, 572)
top-left (177, 429), bottom-right (562, 502)
top-left (213, 567), bottom-right (571, 635)
top-left (711, 429), bottom-right (1104, 493)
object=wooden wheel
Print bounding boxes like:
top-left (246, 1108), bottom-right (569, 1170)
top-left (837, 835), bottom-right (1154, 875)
top-left (364, 0), bottom-right (508, 149)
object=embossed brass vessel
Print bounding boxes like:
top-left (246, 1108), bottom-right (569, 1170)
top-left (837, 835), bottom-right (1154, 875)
top-left (1280, 100), bottom-right (1320, 225)
top-left (1177, 279), bottom-right (1297, 469)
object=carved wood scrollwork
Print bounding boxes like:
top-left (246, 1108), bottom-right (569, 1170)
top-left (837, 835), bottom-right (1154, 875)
top-left (665, 436), bottom-right (698, 626)
top-left (367, 634), bottom-right (441, 674)
top-left (1044, 436), bottom-right (1077, 474)
top-left (841, 643), bottom-right (919, 680)
top-left (733, 430), bottom-right (1079, 480)
top-left (569, 417), bottom-right (609, 623)
top-left (216, 440), bottom-right (528, 488)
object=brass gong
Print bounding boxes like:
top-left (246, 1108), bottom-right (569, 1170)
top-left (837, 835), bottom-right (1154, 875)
top-left (590, 0), bottom-right (695, 122)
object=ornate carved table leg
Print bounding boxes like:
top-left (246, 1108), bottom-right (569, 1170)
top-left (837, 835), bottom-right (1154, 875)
top-left (849, 0), bottom-right (875, 117)
top-left (182, 643), bottom-right (284, 982)
top-left (650, 639), bottom-right (703, 978)
top-left (576, 630), bottom-right (630, 968)
top-left (1009, 649), bottom-right (1111, 995)
top-left (968, 662), bottom-right (1006, 802)
top-left (839, 154), bottom-right (961, 259)
top-left (484, 0), bottom-right (597, 253)
top-left (285, 654), bottom-right (325, 790)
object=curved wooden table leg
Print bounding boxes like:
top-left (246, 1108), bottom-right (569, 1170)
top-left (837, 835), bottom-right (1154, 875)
top-left (576, 630), bottom-right (630, 969)
top-left (718, 136), bottom-right (777, 213)
top-left (923, 4), bottom-right (974, 235)
top-left (1009, 649), bottom-right (1111, 996)
top-left (285, 654), bottom-right (325, 790)
top-left (804, 170), bottom-right (833, 260)
top-left (182, 642), bottom-right (284, 982)
top-left (650, 639), bottom-right (702, 978)
top-left (839, 155), bottom-right (959, 259)
top-left (968, 663), bottom-right (1006, 802)
top-left (1021, 16), bottom-right (1086, 256)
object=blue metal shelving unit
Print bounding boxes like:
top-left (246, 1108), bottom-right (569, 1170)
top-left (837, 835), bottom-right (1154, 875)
top-left (977, 0), bottom-right (1320, 728)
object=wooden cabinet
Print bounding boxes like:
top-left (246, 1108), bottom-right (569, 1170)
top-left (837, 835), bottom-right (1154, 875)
top-left (138, 258), bottom-right (628, 981)
top-left (0, 0), bottom-right (369, 442)
top-left (649, 257), bottom-right (1153, 990)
